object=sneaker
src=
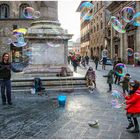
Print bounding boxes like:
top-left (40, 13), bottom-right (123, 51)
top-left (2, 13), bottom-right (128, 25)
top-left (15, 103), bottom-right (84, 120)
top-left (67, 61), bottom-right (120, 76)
top-left (126, 123), bottom-right (134, 129)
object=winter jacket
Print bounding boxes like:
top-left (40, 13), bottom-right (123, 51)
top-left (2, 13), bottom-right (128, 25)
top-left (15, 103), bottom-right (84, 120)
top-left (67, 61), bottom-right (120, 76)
top-left (0, 62), bottom-right (11, 80)
top-left (85, 70), bottom-right (96, 81)
top-left (125, 87), bottom-right (140, 114)
top-left (103, 70), bottom-right (114, 84)
top-left (119, 77), bottom-right (130, 90)
top-left (94, 56), bottom-right (99, 64)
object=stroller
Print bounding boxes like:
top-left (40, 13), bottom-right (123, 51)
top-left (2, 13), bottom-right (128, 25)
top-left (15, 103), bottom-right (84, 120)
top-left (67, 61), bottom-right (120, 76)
top-left (33, 78), bottom-right (45, 95)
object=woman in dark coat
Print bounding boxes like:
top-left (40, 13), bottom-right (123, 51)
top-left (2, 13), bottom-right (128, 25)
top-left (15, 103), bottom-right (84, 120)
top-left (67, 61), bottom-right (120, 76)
top-left (0, 53), bottom-right (13, 105)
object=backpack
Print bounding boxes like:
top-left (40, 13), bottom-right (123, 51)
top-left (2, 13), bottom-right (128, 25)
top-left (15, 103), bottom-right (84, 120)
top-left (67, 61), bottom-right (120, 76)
top-left (34, 78), bottom-right (45, 92)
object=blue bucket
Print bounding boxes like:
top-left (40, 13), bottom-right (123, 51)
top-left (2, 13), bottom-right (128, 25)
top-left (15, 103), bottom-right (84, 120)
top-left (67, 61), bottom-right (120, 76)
top-left (58, 95), bottom-right (67, 107)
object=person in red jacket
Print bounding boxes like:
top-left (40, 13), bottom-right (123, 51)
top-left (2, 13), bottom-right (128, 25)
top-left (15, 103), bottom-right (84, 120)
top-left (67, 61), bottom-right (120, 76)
top-left (125, 80), bottom-right (140, 133)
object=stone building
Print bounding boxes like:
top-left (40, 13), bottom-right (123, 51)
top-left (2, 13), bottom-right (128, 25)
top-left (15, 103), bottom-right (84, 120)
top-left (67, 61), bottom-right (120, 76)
top-left (90, 1), bottom-right (111, 59)
top-left (77, 1), bottom-right (111, 58)
top-left (0, 1), bottom-right (58, 62)
top-left (107, 1), bottom-right (140, 64)
top-left (76, 1), bottom-right (90, 57)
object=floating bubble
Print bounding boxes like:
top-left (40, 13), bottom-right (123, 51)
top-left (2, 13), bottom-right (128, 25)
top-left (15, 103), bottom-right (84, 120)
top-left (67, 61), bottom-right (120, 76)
top-left (12, 34), bottom-right (27, 47)
top-left (121, 7), bottom-right (135, 23)
top-left (111, 16), bottom-right (126, 33)
top-left (80, 2), bottom-right (94, 21)
top-left (34, 11), bottom-right (41, 19)
top-left (127, 48), bottom-right (133, 56)
top-left (23, 7), bottom-right (35, 19)
top-left (133, 12), bottom-right (140, 26)
top-left (13, 28), bottom-right (27, 35)
top-left (111, 90), bottom-right (122, 98)
top-left (134, 52), bottom-right (140, 60)
top-left (115, 63), bottom-right (127, 77)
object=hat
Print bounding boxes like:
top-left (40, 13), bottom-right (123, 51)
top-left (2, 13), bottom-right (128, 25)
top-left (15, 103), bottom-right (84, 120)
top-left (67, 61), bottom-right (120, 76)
top-left (89, 67), bottom-right (93, 70)
top-left (129, 80), bottom-right (140, 89)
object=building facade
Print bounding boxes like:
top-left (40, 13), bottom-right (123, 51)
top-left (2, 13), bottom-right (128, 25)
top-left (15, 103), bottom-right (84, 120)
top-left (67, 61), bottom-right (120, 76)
top-left (107, 1), bottom-right (140, 64)
top-left (0, 1), bottom-right (58, 62)
top-left (77, 1), bottom-right (111, 59)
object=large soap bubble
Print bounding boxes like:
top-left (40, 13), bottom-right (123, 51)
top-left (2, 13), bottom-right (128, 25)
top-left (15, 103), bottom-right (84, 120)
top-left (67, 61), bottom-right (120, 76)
top-left (121, 7), bottom-right (135, 23)
top-left (133, 12), bottom-right (140, 26)
top-left (114, 63), bottom-right (127, 77)
top-left (80, 2), bottom-right (94, 21)
top-left (111, 16), bottom-right (126, 33)
top-left (127, 48), bottom-right (133, 56)
top-left (23, 7), bottom-right (35, 19)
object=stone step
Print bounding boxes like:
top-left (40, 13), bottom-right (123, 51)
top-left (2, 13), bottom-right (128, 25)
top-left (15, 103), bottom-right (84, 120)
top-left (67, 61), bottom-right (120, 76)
top-left (11, 76), bottom-right (87, 91)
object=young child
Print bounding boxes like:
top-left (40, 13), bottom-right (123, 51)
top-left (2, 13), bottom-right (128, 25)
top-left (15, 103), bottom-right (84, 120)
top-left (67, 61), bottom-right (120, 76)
top-left (103, 69), bottom-right (114, 92)
top-left (85, 67), bottom-right (96, 90)
top-left (125, 80), bottom-right (140, 133)
top-left (119, 73), bottom-right (131, 95)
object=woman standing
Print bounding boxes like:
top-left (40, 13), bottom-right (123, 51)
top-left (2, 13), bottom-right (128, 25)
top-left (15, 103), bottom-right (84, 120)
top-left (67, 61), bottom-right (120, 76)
top-left (0, 53), bottom-right (12, 105)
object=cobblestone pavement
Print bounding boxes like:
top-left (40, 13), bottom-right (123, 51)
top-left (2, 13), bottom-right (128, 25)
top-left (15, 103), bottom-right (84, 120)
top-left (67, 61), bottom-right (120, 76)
top-left (0, 62), bottom-right (140, 139)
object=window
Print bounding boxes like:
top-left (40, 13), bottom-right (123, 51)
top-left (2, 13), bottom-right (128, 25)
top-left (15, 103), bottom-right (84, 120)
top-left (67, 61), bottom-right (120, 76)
top-left (0, 4), bottom-right (10, 19)
top-left (19, 3), bottom-right (30, 18)
top-left (94, 26), bottom-right (96, 32)
top-left (100, 13), bottom-right (102, 18)
top-left (96, 16), bottom-right (98, 21)
top-left (97, 24), bottom-right (99, 31)
top-left (108, 30), bottom-right (111, 36)
top-left (97, 3), bottom-right (98, 11)
top-left (101, 1), bottom-right (102, 7)
top-left (101, 22), bottom-right (103, 29)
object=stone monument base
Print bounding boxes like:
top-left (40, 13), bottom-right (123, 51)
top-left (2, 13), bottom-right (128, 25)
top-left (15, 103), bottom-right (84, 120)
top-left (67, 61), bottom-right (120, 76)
top-left (22, 65), bottom-right (73, 77)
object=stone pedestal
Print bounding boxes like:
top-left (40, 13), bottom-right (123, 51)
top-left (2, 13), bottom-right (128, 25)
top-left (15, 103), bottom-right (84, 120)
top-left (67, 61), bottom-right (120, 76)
top-left (24, 20), bottom-right (73, 76)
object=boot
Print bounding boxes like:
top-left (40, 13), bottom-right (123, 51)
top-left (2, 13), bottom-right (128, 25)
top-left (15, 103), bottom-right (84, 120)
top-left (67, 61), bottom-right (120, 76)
top-left (126, 123), bottom-right (134, 129)
top-left (131, 118), bottom-right (139, 133)
top-left (126, 117), bottom-right (134, 129)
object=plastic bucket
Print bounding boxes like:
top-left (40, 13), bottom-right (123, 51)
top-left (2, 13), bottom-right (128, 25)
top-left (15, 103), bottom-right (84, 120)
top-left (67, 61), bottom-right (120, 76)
top-left (58, 95), bottom-right (67, 107)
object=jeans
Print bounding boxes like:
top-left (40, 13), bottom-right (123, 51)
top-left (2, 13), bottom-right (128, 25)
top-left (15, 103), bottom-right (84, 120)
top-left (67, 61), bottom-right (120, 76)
top-left (1, 80), bottom-right (11, 104)
top-left (109, 83), bottom-right (112, 91)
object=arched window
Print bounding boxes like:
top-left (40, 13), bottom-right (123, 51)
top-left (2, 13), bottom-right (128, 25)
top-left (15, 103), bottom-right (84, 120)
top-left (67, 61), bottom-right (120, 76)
top-left (19, 3), bottom-right (30, 18)
top-left (0, 4), bottom-right (10, 19)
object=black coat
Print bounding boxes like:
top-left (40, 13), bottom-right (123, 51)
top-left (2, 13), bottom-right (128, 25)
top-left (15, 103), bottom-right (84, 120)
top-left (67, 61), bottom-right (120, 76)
top-left (0, 62), bottom-right (11, 80)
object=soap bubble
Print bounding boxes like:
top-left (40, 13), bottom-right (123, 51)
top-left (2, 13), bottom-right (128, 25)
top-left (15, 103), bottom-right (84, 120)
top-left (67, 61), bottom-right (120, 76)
top-left (127, 48), bottom-right (133, 56)
top-left (114, 63), bottom-right (127, 77)
top-left (23, 7), bottom-right (35, 19)
top-left (134, 52), bottom-right (140, 60)
top-left (80, 2), bottom-right (94, 21)
top-left (34, 11), bottom-right (41, 19)
top-left (121, 7), bottom-right (135, 23)
top-left (13, 28), bottom-right (27, 35)
top-left (133, 12), bottom-right (140, 26)
top-left (111, 16), bottom-right (126, 33)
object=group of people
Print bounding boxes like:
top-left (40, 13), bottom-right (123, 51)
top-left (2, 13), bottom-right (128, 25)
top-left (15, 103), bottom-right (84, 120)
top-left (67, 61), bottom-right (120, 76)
top-left (0, 52), bottom-right (140, 133)
top-left (85, 64), bottom-right (140, 133)
top-left (68, 54), bottom-right (90, 72)
top-left (68, 53), bottom-right (101, 72)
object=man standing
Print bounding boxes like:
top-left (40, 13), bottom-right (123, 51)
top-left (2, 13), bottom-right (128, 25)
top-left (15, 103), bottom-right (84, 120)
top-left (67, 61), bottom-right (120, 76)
top-left (94, 54), bottom-right (99, 70)
top-left (0, 53), bottom-right (12, 105)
